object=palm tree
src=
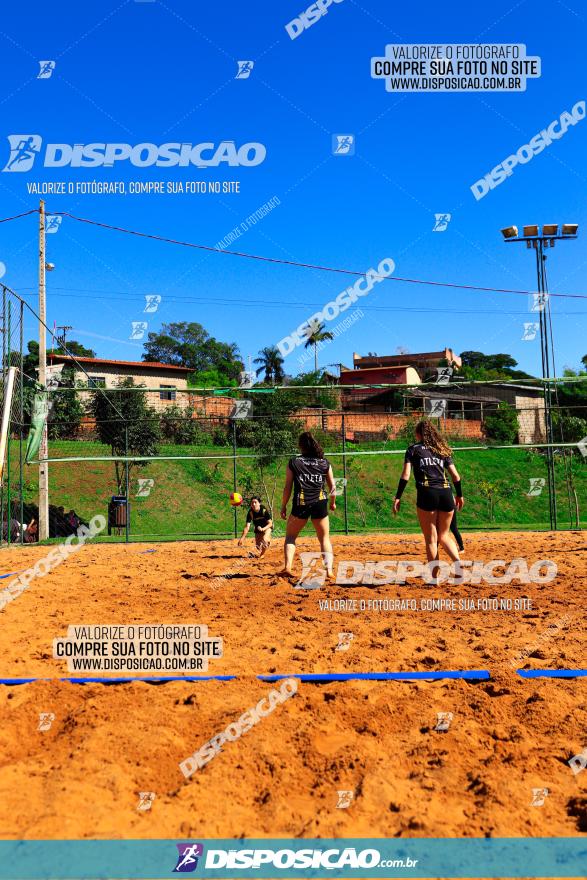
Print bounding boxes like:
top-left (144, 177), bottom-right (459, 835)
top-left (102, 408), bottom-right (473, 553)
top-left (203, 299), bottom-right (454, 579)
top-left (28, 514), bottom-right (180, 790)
top-left (253, 346), bottom-right (285, 385)
top-left (304, 320), bottom-right (334, 373)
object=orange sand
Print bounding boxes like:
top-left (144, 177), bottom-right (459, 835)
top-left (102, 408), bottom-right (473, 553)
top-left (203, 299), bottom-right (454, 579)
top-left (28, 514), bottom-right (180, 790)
top-left (0, 532), bottom-right (585, 842)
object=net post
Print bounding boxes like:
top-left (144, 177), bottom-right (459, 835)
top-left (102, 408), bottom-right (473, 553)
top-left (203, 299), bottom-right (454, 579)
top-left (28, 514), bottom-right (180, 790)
top-left (6, 299), bottom-right (11, 546)
top-left (232, 419), bottom-right (237, 538)
top-left (125, 424), bottom-right (130, 544)
top-left (19, 299), bottom-right (24, 543)
top-left (1, 286), bottom-right (5, 543)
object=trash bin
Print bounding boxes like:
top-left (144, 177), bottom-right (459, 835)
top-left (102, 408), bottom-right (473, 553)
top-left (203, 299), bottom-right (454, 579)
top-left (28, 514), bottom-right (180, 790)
top-left (108, 495), bottom-right (129, 535)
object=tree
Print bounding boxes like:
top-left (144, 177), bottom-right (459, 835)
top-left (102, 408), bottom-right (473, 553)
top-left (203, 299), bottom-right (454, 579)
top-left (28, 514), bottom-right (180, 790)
top-left (47, 367), bottom-right (85, 439)
top-left (582, 354), bottom-right (587, 369)
top-left (303, 320), bottom-right (334, 372)
top-left (482, 402), bottom-right (519, 444)
top-left (286, 371), bottom-right (338, 409)
top-left (160, 403), bottom-right (208, 445)
top-left (479, 478), bottom-right (514, 522)
top-left (55, 340), bottom-right (96, 358)
top-left (458, 351), bottom-right (534, 382)
top-left (552, 412), bottom-right (587, 443)
top-left (254, 346), bottom-right (285, 385)
top-left (234, 391), bottom-right (301, 513)
top-left (142, 322), bottom-right (242, 383)
top-left (189, 367), bottom-right (238, 389)
top-left (89, 378), bottom-right (161, 494)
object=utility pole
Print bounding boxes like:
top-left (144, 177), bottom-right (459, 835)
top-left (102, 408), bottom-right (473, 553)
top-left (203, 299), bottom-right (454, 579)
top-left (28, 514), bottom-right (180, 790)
top-left (38, 200), bottom-right (49, 540)
top-left (56, 325), bottom-right (72, 349)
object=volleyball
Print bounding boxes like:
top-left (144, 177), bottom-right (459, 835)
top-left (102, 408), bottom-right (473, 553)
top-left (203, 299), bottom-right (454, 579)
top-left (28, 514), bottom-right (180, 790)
top-left (229, 492), bottom-right (243, 507)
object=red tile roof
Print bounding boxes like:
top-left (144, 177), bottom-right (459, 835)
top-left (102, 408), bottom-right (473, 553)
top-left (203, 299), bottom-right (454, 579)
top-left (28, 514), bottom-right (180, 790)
top-left (49, 354), bottom-right (192, 373)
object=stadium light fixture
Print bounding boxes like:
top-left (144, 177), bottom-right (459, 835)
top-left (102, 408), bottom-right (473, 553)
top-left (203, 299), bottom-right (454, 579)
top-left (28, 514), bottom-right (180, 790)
top-left (45, 262), bottom-right (55, 271)
top-left (523, 224), bottom-right (539, 238)
top-left (542, 224), bottom-right (558, 237)
top-left (562, 223), bottom-right (579, 236)
top-left (501, 226), bottom-right (518, 240)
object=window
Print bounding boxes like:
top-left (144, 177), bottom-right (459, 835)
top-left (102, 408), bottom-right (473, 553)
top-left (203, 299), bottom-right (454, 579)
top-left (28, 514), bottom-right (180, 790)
top-left (160, 385), bottom-right (176, 401)
top-left (88, 376), bottom-right (106, 388)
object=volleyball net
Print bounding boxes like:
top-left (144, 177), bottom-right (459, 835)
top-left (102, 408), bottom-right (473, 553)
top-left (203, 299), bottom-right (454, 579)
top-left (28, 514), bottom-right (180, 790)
top-left (1, 334), bottom-right (585, 542)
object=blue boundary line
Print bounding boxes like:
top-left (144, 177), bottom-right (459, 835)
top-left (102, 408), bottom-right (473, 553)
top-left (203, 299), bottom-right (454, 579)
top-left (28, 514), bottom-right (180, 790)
top-left (0, 670), bottom-right (490, 685)
top-left (258, 670), bottom-right (491, 681)
top-left (0, 675), bottom-right (237, 685)
top-left (517, 669), bottom-right (587, 678)
top-left (2, 670), bottom-right (586, 685)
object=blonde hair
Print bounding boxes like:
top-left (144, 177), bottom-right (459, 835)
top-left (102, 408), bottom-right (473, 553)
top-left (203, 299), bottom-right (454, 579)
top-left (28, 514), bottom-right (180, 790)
top-left (415, 420), bottom-right (452, 457)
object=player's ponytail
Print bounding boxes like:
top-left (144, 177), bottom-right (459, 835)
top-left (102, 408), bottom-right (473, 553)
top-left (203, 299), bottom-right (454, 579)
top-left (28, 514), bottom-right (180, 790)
top-left (415, 420), bottom-right (452, 457)
top-left (298, 431), bottom-right (324, 459)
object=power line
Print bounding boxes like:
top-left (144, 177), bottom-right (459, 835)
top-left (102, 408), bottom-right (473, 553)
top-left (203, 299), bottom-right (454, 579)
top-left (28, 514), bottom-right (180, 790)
top-left (13, 287), bottom-right (587, 315)
top-left (3, 206), bottom-right (587, 299)
top-left (33, 209), bottom-right (587, 302)
top-left (0, 209), bottom-right (39, 225)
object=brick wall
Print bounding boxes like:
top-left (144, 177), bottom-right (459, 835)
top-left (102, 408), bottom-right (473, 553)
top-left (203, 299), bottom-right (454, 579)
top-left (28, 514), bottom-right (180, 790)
top-left (291, 408), bottom-right (483, 440)
top-left (516, 395), bottom-right (546, 444)
top-left (190, 395), bottom-right (235, 420)
top-left (185, 397), bottom-right (485, 440)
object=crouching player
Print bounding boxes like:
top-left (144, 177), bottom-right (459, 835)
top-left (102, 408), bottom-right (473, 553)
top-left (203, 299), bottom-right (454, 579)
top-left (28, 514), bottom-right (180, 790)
top-left (238, 496), bottom-right (273, 557)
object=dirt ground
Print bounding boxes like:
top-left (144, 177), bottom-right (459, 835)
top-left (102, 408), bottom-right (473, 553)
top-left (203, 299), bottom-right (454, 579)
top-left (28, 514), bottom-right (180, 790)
top-left (0, 531), bottom-right (586, 844)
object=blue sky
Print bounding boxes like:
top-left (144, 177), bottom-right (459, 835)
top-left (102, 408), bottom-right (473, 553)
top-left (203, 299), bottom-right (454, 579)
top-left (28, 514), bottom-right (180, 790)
top-left (0, 0), bottom-right (586, 377)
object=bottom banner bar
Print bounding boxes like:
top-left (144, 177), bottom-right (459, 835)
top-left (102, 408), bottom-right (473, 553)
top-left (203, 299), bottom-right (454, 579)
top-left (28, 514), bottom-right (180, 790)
top-left (0, 838), bottom-right (585, 878)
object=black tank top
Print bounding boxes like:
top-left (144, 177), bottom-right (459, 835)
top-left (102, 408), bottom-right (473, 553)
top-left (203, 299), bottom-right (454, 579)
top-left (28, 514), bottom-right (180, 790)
top-left (405, 443), bottom-right (453, 489)
top-left (288, 456), bottom-right (330, 505)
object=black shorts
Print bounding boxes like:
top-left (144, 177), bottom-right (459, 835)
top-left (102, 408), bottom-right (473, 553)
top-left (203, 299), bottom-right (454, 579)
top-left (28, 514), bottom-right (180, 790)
top-left (291, 499), bottom-right (329, 520)
top-left (416, 486), bottom-right (455, 512)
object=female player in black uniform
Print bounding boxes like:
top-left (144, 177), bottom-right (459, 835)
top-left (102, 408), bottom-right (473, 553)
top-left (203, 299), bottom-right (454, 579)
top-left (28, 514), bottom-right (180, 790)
top-left (280, 431), bottom-right (336, 577)
top-left (238, 496), bottom-right (273, 557)
top-left (393, 420), bottom-right (464, 567)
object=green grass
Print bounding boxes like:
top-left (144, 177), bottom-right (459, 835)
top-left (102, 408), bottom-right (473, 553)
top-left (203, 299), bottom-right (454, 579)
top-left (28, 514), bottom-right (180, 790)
top-left (4, 438), bottom-right (586, 541)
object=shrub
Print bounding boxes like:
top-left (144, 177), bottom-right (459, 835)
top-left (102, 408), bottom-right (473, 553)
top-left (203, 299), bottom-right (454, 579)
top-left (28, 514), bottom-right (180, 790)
top-left (482, 402), bottom-right (519, 444)
top-left (160, 404), bottom-right (208, 445)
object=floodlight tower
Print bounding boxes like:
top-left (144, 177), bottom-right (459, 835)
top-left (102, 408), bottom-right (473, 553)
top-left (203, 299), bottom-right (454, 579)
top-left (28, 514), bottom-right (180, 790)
top-left (501, 223), bottom-right (579, 530)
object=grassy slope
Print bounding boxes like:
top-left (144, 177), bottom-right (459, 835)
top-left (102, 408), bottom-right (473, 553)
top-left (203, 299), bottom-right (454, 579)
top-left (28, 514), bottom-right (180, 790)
top-left (5, 438), bottom-right (586, 540)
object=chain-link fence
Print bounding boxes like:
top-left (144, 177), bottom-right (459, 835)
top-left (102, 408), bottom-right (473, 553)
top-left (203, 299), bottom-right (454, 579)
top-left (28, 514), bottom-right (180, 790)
top-left (0, 286), bottom-right (28, 545)
top-left (1, 283), bottom-right (586, 543)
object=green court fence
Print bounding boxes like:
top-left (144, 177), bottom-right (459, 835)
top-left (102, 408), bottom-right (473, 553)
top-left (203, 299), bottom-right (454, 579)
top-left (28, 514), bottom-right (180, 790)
top-left (1, 283), bottom-right (586, 543)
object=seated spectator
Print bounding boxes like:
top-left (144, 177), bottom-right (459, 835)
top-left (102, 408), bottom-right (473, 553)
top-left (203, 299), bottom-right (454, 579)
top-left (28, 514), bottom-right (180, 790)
top-left (67, 510), bottom-right (81, 532)
top-left (23, 518), bottom-right (37, 543)
top-left (2, 517), bottom-right (37, 543)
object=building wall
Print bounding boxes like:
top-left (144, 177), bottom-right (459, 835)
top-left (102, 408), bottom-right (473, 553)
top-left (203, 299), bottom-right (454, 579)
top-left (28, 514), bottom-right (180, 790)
top-left (182, 395), bottom-right (483, 439)
top-left (293, 409), bottom-right (483, 440)
top-left (516, 395), bottom-right (546, 444)
top-left (340, 367), bottom-right (409, 386)
top-left (73, 365), bottom-right (189, 413)
top-left (190, 395), bottom-right (236, 419)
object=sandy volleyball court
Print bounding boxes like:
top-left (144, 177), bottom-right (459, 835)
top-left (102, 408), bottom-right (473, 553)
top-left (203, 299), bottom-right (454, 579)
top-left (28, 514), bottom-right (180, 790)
top-left (0, 532), bottom-right (585, 842)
